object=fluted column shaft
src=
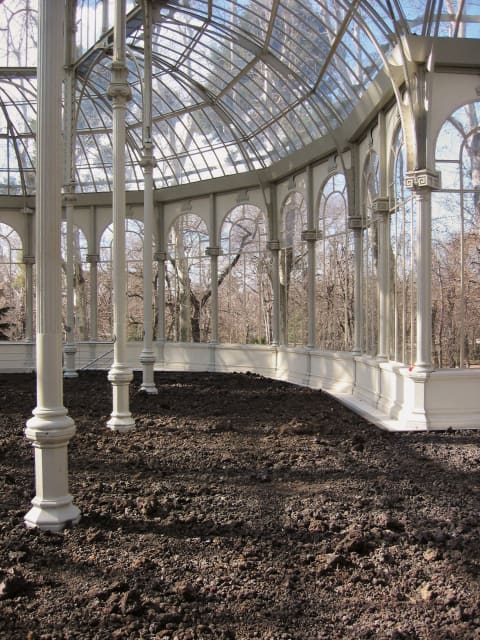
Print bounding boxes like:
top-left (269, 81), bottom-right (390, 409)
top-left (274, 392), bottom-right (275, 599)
top-left (24, 0), bottom-right (80, 531)
top-left (22, 207), bottom-right (35, 342)
top-left (349, 219), bottom-right (363, 355)
top-left (206, 246), bottom-right (221, 344)
top-left (63, 192), bottom-right (78, 377)
top-left (372, 197), bottom-right (390, 361)
top-left (405, 170), bottom-right (440, 372)
top-left (87, 253), bottom-right (99, 340)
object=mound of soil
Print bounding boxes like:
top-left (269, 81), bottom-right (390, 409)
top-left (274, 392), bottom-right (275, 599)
top-left (1, 370), bottom-right (480, 640)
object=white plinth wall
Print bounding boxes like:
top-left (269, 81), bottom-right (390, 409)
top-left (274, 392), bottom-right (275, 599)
top-left (7, 340), bottom-right (480, 432)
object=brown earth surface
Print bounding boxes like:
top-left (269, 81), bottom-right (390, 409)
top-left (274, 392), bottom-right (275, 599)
top-left (1, 369), bottom-right (480, 640)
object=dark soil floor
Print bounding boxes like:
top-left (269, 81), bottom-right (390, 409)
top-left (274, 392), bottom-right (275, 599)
top-left (1, 370), bottom-right (480, 640)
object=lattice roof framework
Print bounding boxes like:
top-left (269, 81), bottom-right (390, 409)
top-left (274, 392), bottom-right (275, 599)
top-left (0, 0), bottom-right (479, 196)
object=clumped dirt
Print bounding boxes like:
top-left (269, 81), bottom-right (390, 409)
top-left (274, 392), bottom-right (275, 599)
top-left (1, 370), bottom-right (480, 640)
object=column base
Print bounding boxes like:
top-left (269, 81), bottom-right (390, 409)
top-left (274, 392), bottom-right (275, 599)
top-left (140, 349), bottom-right (157, 394)
top-left (63, 343), bottom-right (78, 378)
top-left (412, 363), bottom-right (433, 374)
top-left (107, 363), bottom-right (134, 431)
top-left (25, 495), bottom-right (81, 532)
top-left (63, 370), bottom-right (79, 379)
top-left (107, 412), bottom-right (136, 432)
top-left (139, 382), bottom-right (158, 395)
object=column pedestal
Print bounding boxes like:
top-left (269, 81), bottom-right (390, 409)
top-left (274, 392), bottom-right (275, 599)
top-left (107, 363), bottom-right (134, 432)
top-left (25, 406), bottom-right (80, 530)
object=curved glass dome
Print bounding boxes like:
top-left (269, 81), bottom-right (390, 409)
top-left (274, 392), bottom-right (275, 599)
top-left (1, 0), bottom-right (479, 195)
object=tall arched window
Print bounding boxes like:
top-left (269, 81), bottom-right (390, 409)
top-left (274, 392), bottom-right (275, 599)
top-left (0, 223), bottom-right (24, 340)
top-left (61, 222), bottom-right (89, 341)
top-left (361, 150), bottom-right (379, 356)
top-left (280, 191), bottom-right (307, 345)
top-left (434, 101), bottom-right (480, 368)
top-left (218, 204), bottom-right (271, 344)
top-left (389, 126), bottom-right (416, 365)
top-left (98, 219), bottom-right (147, 341)
top-left (316, 172), bottom-right (353, 350)
top-left (166, 213), bottom-right (211, 342)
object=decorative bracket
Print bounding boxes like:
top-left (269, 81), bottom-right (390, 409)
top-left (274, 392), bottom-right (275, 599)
top-left (404, 169), bottom-right (441, 191)
top-left (205, 246), bottom-right (222, 257)
top-left (348, 217), bottom-right (363, 230)
top-left (301, 229), bottom-right (322, 242)
top-left (267, 240), bottom-right (280, 251)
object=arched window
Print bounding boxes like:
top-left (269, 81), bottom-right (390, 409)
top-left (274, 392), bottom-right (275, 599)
top-left (98, 219), bottom-right (147, 341)
top-left (0, 223), bottom-right (24, 340)
top-left (434, 101), bottom-right (480, 368)
top-left (60, 222), bottom-right (89, 341)
top-left (166, 213), bottom-right (211, 342)
top-left (0, 2), bottom-right (37, 66)
top-left (361, 150), bottom-right (379, 356)
top-left (218, 204), bottom-right (271, 344)
top-left (316, 172), bottom-right (353, 350)
top-left (389, 126), bottom-right (416, 365)
top-left (280, 191), bottom-right (307, 345)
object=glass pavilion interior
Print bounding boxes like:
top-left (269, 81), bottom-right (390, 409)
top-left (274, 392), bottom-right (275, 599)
top-left (1, 0), bottom-right (480, 529)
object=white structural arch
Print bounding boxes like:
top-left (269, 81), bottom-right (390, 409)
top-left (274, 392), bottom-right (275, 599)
top-left (1, 0), bottom-right (480, 529)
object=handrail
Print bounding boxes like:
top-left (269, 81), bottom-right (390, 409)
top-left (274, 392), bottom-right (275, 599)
top-left (79, 347), bottom-right (114, 370)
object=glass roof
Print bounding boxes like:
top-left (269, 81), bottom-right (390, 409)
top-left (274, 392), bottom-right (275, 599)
top-left (0, 0), bottom-right (479, 196)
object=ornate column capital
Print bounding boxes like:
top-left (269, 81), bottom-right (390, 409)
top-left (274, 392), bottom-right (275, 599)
top-left (62, 192), bottom-right (77, 206)
top-left (140, 153), bottom-right (157, 170)
top-left (301, 229), bottom-right (322, 242)
top-left (404, 169), bottom-right (441, 191)
top-left (205, 246), bottom-right (222, 257)
top-left (348, 217), bottom-right (363, 230)
top-left (86, 253), bottom-right (100, 264)
top-left (107, 61), bottom-right (131, 102)
top-left (267, 240), bottom-right (280, 251)
top-left (371, 196), bottom-right (391, 223)
top-left (371, 196), bottom-right (390, 212)
top-left (23, 255), bottom-right (35, 265)
top-left (154, 251), bottom-right (167, 262)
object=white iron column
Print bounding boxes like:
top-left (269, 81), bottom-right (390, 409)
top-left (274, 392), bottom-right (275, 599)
top-left (106, 0), bottom-right (134, 431)
top-left (405, 169), bottom-right (440, 372)
top-left (268, 184), bottom-right (280, 346)
top-left (102, 0), bottom-right (109, 33)
top-left (206, 246), bottom-right (221, 344)
top-left (24, 0), bottom-right (80, 531)
top-left (87, 253), bottom-right (99, 340)
top-left (22, 206), bottom-right (35, 342)
top-left (155, 249), bottom-right (166, 332)
top-left (348, 154), bottom-right (363, 356)
top-left (268, 241), bottom-right (280, 346)
top-left (23, 254), bottom-right (35, 342)
top-left (87, 205), bottom-right (98, 341)
top-left (62, 1), bottom-right (78, 378)
top-left (374, 111), bottom-right (390, 361)
top-left (303, 165), bottom-right (317, 349)
top-left (349, 217), bottom-right (363, 355)
top-left (372, 197), bottom-right (390, 360)
top-left (63, 191), bottom-right (78, 377)
top-left (155, 203), bottom-right (166, 365)
top-left (139, 0), bottom-right (157, 393)
top-left (302, 230), bottom-right (319, 349)
top-left (139, 144), bottom-right (157, 393)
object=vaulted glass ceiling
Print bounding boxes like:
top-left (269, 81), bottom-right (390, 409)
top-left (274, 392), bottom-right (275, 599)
top-left (1, 0), bottom-right (479, 196)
